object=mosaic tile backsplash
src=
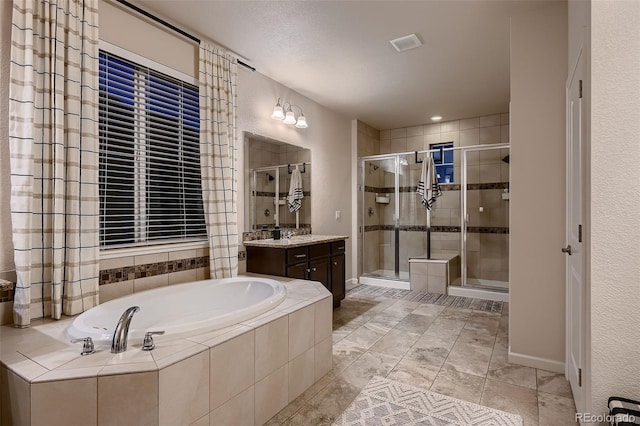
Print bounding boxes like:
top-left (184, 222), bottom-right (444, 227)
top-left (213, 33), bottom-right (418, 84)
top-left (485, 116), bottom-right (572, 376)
top-left (243, 226), bottom-right (312, 242)
top-left (100, 255), bottom-right (210, 286)
top-left (0, 286), bottom-right (14, 303)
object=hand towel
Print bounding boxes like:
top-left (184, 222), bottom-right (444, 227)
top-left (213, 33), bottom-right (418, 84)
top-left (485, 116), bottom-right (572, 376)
top-left (416, 156), bottom-right (442, 210)
top-left (287, 168), bottom-right (304, 212)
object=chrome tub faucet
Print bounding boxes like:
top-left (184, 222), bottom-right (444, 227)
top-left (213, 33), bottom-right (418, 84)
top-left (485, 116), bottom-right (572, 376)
top-left (111, 306), bottom-right (140, 353)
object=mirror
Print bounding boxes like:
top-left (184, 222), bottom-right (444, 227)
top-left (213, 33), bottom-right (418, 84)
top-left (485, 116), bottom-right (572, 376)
top-left (244, 133), bottom-right (311, 233)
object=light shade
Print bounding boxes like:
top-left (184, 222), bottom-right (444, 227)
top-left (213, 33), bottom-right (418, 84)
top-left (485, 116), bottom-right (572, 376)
top-left (283, 109), bottom-right (296, 124)
top-left (271, 100), bottom-right (284, 120)
top-left (271, 98), bottom-right (308, 129)
top-left (295, 114), bottom-right (308, 128)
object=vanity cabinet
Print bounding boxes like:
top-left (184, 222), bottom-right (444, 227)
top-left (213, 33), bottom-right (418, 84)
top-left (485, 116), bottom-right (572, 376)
top-left (246, 239), bottom-right (346, 307)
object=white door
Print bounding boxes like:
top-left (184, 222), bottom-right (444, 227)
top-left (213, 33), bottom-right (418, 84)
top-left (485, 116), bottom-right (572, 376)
top-left (566, 48), bottom-right (586, 416)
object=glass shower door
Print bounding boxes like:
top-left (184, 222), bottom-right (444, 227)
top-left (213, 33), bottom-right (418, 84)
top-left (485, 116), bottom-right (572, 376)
top-left (361, 156), bottom-right (399, 280)
top-left (398, 153), bottom-right (426, 280)
top-left (462, 146), bottom-right (510, 291)
top-left (252, 168), bottom-right (278, 230)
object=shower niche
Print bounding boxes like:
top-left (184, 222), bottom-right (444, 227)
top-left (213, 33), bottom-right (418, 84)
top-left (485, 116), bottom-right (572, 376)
top-left (244, 133), bottom-right (311, 233)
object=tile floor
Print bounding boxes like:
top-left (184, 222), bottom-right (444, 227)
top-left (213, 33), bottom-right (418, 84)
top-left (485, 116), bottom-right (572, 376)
top-left (266, 285), bottom-right (577, 426)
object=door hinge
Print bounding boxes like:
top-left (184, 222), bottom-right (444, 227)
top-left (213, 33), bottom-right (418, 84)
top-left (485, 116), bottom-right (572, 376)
top-left (578, 224), bottom-right (582, 243)
top-left (579, 80), bottom-right (583, 99)
top-left (579, 368), bottom-right (582, 387)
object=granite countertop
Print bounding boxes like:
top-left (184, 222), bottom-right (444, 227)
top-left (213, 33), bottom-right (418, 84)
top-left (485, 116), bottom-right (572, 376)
top-left (243, 234), bottom-right (348, 248)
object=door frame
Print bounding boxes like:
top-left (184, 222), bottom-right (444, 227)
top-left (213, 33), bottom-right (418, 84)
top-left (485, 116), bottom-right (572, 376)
top-left (565, 45), bottom-right (591, 420)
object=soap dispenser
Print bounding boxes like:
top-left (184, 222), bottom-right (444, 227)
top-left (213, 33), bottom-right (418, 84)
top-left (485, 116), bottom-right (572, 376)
top-left (272, 226), bottom-right (281, 240)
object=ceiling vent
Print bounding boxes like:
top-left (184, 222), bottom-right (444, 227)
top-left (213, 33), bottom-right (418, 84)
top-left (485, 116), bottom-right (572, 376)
top-left (389, 33), bottom-right (422, 52)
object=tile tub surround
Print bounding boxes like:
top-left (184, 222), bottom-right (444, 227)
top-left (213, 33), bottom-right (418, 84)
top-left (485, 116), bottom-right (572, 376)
top-left (0, 277), bottom-right (333, 426)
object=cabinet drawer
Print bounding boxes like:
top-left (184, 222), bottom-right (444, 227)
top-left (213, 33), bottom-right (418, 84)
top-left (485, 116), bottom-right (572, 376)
top-left (309, 243), bottom-right (330, 259)
top-left (287, 247), bottom-right (309, 264)
top-left (331, 240), bottom-right (346, 254)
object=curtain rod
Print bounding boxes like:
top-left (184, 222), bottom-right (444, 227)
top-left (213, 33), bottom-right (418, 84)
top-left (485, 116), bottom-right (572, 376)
top-left (114, 0), bottom-right (256, 72)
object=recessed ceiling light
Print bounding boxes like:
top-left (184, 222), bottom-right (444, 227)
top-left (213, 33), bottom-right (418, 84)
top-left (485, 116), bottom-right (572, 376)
top-left (389, 33), bottom-right (422, 52)
top-left (431, 115), bottom-right (443, 121)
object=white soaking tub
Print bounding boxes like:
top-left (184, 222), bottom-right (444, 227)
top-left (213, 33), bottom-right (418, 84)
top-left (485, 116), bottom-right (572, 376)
top-left (67, 276), bottom-right (286, 344)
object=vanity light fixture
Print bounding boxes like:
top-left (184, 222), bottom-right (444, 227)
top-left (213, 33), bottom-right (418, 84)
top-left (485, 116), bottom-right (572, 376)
top-left (271, 98), bottom-right (308, 129)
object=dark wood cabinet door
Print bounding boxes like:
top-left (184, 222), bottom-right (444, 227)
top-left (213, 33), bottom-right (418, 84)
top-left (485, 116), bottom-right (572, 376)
top-left (331, 254), bottom-right (345, 305)
top-left (309, 258), bottom-right (331, 292)
top-left (287, 262), bottom-right (308, 280)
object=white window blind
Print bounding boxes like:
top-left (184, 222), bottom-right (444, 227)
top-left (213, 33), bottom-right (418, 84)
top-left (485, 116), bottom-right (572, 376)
top-left (99, 50), bottom-right (206, 248)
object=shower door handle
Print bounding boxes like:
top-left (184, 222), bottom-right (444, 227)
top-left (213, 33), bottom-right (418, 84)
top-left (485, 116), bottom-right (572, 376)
top-left (561, 245), bottom-right (572, 255)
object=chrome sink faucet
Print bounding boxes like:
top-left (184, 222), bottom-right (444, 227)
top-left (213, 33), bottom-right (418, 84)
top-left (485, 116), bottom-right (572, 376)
top-left (111, 306), bottom-right (140, 353)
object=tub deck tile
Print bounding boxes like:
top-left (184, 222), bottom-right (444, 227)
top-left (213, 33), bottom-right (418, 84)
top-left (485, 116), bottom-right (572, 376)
top-left (0, 277), bottom-right (334, 426)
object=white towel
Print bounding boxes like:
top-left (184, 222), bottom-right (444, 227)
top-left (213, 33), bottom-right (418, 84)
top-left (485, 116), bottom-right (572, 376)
top-left (416, 156), bottom-right (442, 210)
top-left (287, 168), bottom-right (304, 212)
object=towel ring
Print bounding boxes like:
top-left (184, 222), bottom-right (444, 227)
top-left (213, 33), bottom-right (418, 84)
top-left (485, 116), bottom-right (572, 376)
top-left (415, 152), bottom-right (423, 164)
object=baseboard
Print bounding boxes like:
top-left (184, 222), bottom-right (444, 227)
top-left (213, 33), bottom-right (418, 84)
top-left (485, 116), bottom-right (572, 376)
top-left (447, 286), bottom-right (509, 302)
top-left (346, 278), bottom-right (359, 291)
top-left (508, 347), bottom-right (565, 373)
top-left (358, 276), bottom-right (411, 290)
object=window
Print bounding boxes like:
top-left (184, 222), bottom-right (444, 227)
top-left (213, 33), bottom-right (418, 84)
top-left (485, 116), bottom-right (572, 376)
top-left (431, 142), bottom-right (454, 184)
top-left (99, 51), bottom-right (206, 248)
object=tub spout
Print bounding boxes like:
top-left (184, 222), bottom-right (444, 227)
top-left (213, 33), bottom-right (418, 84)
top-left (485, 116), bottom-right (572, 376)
top-left (111, 306), bottom-right (140, 353)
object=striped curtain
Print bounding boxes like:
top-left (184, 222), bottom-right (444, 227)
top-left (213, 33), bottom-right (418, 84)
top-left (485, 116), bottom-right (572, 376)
top-left (199, 43), bottom-right (239, 278)
top-left (8, 0), bottom-right (99, 326)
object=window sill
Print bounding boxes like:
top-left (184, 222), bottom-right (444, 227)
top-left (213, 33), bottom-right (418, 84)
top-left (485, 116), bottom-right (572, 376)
top-left (99, 240), bottom-right (209, 260)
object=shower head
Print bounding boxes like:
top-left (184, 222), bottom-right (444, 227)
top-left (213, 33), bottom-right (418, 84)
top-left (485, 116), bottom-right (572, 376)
top-left (369, 164), bottom-right (379, 171)
top-left (266, 173), bottom-right (275, 181)
top-left (502, 155), bottom-right (510, 164)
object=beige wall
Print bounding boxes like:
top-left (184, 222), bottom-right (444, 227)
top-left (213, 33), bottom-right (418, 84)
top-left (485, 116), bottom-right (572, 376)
top-left (590, 0), bottom-right (640, 415)
top-left (509, 2), bottom-right (567, 370)
top-left (236, 70), bottom-right (353, 278)
top-left (0, 1), bottom-right (354, 321)
top-left (100, 0), bottom-right (197, 78)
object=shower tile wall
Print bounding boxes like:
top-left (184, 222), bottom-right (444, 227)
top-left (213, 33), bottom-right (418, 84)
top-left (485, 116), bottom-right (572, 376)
top-left (359, 113), bottom-right (510, 283)
top-left (248, 138), bottom-right (311, 229)
top-left (357, 122), bottom-right (381, 277)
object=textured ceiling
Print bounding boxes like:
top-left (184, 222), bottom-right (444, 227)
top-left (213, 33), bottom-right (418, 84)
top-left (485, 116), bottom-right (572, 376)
top-left (138, 0), bottom-right (549, 130)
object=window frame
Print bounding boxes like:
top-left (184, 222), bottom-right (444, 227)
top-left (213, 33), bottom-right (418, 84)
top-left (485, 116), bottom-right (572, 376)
top-left (98, 41), bottom-right (207, 253)
top-left (430, 142), bottom-right (455, 184)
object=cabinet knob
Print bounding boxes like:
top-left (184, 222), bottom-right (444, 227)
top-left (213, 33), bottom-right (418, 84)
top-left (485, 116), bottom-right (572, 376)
top-left (333, 261), bottom-right (338, 266)
top-left (312, 267), bottom-right (317, 272)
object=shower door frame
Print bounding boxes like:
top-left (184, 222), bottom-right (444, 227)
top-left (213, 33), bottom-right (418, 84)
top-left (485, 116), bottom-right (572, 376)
top-left (360, 143), bottom-right (510, 296)
top-left (460, 143), bottom-right (510, 291)
top-left (360, 154), bottom-right (401, 282)
top-left (251, 166), bottom-right (280, 229)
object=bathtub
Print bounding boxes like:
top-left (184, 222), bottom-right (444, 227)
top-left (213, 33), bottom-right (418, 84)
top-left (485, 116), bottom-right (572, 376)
top-left (67, 276), bottom-right (287, 344)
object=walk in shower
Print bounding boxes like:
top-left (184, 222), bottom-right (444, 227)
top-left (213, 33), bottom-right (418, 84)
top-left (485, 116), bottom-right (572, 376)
top-left (359, 143), bottom-right (510, 296)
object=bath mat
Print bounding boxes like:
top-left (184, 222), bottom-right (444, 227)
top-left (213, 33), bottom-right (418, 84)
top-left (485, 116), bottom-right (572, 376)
top-left (333, 376), bottom-right (522, 426)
